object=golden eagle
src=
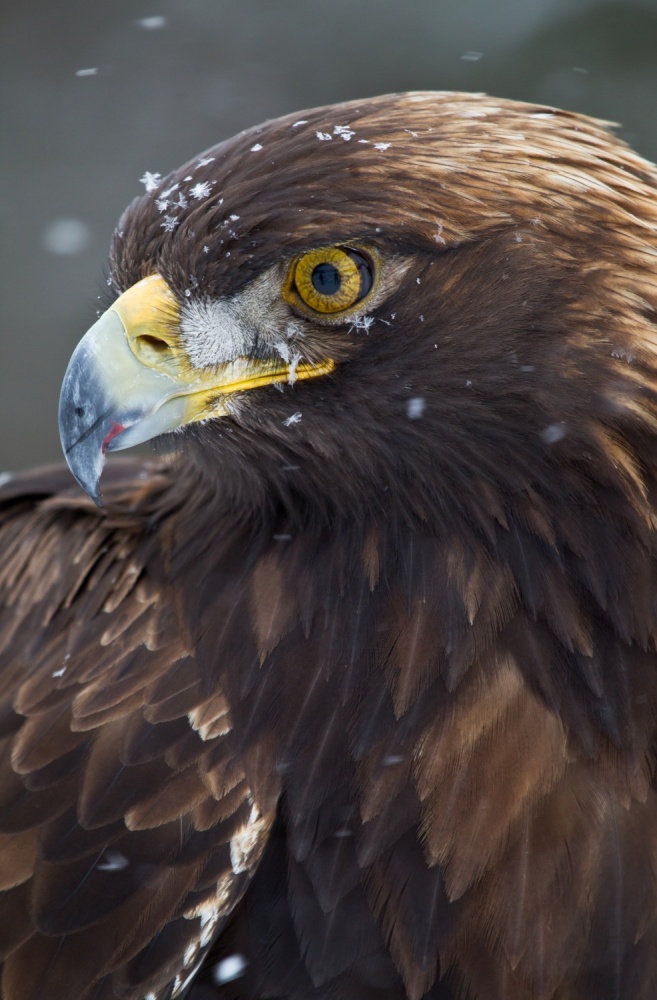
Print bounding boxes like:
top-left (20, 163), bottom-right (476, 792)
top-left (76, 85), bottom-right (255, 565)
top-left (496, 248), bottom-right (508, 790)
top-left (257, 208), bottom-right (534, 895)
top-left (1, 92), bottom-right (657, 1000)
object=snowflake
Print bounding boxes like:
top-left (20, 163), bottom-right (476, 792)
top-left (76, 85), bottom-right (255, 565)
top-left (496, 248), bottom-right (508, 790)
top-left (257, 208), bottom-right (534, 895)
top-left (316, 131), bottom-right (332, 141)
top-left (97, 850), bottom-right (129, 872)
top-left (202, 245), bottom-right (210, 254)
top-left (138, 15), bottom-right (167, 29)
top-left (333, 125), bottom-right (355, 141)
top-left (283, 412), bottom-right (302, 426)
top-left (197, 156), bottom-right (215, 167)
top-left (155, 198), bottom-right (169, 213)
top-left (161, 215), bottom-right (179, 232)
top-left (406, 397), bottom-right (425, 420)
top-left (288, 352), bottom-right (302, 385)
top-left (213, 955), bottom-right (248, 984)
top-left (292, 120), bottom-right (308, 128)
top-left (373, 142), bottom-right (392, 151)
top-left (229, 214), bottom-right (240, 221)
top-left (611, 346), bottom-right (635, 363)
top-left (190, 181), bottom-right (211, 200)
top-left (140, 171), bottom-right (162, 192)
top-left (250, 143), bottom-right (263, 152)
top-left (541, 423), bottom-right (566, 444)
top-left (174, 193), bottom-right (188, 209)
top-left (433, 223), bottom-right (446, 244)
top-left (349, 315), bottom-right (375, 335)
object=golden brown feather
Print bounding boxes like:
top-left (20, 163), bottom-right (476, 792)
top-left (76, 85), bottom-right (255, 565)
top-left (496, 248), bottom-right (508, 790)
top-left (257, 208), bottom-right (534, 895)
top-left (2, 92), bottom-right (657, 1000)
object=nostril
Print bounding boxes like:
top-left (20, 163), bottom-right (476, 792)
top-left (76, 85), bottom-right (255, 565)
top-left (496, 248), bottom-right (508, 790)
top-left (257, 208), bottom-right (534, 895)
top-left (134, 334), bottom-right (172, 364)
top-left (75, 406), bottom-right (85, 417)
top-left (137, 334), bottom-right (170, 352)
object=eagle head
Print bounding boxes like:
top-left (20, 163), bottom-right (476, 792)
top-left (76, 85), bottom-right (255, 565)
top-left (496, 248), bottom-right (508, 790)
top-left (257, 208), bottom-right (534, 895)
top-left (59, 92), bottom-right (657, 539)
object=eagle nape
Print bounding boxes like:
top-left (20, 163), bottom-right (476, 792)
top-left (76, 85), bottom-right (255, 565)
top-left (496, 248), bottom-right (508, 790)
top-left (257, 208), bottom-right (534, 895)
top-left (3, 91), bottom-right (657, 1000)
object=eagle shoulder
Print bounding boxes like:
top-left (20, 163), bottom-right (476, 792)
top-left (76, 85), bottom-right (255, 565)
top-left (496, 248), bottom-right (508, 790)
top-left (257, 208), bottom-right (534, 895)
top-left (0, 461), bottom-right (274, 1000)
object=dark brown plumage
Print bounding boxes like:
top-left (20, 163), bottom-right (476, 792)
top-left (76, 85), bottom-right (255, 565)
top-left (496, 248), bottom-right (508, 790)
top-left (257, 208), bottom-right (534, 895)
top-left (2, 91), bottom-right (657, 1000)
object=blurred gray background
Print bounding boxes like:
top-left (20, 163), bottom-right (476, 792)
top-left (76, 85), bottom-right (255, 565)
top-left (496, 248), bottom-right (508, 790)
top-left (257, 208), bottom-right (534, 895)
top-left (2, 0), bottom-right (657, 472)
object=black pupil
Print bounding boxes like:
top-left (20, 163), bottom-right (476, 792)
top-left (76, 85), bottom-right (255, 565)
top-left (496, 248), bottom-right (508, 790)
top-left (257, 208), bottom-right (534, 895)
top-left (311, 262), bottom-right (341, 295)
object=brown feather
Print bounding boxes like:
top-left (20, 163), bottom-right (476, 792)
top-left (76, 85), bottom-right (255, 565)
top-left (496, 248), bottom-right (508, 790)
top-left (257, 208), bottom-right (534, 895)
top-left (3, 91), bottom-right (657, 999)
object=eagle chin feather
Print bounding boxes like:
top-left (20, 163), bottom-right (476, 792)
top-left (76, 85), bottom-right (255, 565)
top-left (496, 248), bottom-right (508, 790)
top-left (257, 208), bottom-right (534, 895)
top-left (2, 92), bottom-right (657, 1000)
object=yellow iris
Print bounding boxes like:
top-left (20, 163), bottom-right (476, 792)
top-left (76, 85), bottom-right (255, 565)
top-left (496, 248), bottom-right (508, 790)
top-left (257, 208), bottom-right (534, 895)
top-left (285, 245), bottom-right (375, 315)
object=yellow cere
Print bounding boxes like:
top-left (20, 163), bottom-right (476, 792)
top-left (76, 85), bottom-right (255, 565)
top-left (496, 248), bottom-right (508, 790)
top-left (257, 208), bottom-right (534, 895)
top-left (111, 274), bottom-right (185, 374)
top-left (286, 246), bottom-right (376, 315)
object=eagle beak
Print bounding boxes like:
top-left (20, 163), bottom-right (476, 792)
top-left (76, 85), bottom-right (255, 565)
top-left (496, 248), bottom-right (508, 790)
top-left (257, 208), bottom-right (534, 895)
top-left (59, 274), bottom-right (333, 504)
top-left (59, 275), bottom-right (191, 505)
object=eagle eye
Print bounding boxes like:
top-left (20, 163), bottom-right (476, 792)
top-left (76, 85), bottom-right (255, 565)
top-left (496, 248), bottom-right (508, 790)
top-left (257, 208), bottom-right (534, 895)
top-left (284, 245), bottom-right (377, 316)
